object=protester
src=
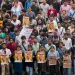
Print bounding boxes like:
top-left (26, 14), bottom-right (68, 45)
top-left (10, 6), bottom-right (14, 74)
top-left (25, 45), bottom-right (35, 75)
top-left (0, 43), bottom-right (11, 75)
top-left (63, 50), bottom-right (71, 75)
top-left (11, 1), bottom-right (22, 17)
top-left (47, 45), bottom-right (60, 75)
top-left (37, 45), bottom-right (47, 75)
top-left (14, 46), bottom-right (23, 75)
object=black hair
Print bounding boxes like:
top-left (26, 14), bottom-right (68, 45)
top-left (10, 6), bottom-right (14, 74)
top-left (9, 38), bottom-right (14, 41)
top-left (12, 14), bottom-right (17, 17)
top-left (17, 45), bottom-right (21, 49)
top-left (22, 9), bottom-right (26, 13)
top-left (54, 35), bottom-right (58, 39)
top-left (28, 45), bottom-right (32, 48)
top-left (32, 1), bottom-right (36, 3)
top-left (1, 43), bottom-right (6, 46)
top-left (57, 22), bottom-right (61, 24)
top-left (21, 36), bottom-right (26, 39)
top-left (40, 44), bottom-right (45, 48)
top-left (48, 38), bottom-right (53, 42)
top-left (64, 33), bottom-right (69, 36)
top-left (41, 33), bottom-right (46, 37)
top-left (2, 8), bottom-right (6, 12)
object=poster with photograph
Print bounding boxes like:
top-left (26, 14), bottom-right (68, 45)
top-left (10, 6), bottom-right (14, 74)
top-left (23, 17), bottom-right (30, 25)
top-left (63, 55), bottom-right (71, 68)
top-left (14, 51), bottom-right (22, 62)
top-left (47, 22), bottom-right (55, 31)
top-left (0, 20), bottom-right (3, 26)
top-left (25, 51), bottom-right (33, 62)
top-left (37, 52), bottom-right (45, 63)
top-left (49, 56), bottom-right (57, 65)
top-left (0, 54), bottom-right (9, 65)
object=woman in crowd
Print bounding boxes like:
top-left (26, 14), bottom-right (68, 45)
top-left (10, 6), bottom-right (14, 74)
top-left (63, 50), bottom-right (72, 75)
top-left (14, 46), bottom-right (23, 75)
top-left (37, 45), bottom-right (47, 75)
top-left (11, 1), bottom-right (22, 17)
top-left (25, 45), bottom-right (35, 75)
top-left (47, 45), bottom-right (60, 75)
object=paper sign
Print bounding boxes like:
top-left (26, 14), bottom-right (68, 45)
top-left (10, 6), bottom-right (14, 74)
top-left (37, 52), bottom-right (45, 63)
top-left (23, 17), bottom-right (30, 25)
top-left (18, 27), bottom-right (33, 42)
top-left (25, 51), bottom-right (33, 62)
top-left (63, 55), bottom-right (71, 68)
top-left (0, 54), bottom-right (9, 65)
top-left (49, 56), bottom-right (57, 65)
top-left (14, 51), bottom-right (22, 62)
top-left (0, 20), bottom-right (3, 26)
top-left (47, 22), bottom-right (55, 31)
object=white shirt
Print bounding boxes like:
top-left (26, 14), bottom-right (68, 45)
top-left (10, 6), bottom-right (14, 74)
top-left (0, 48), bottom-right (11, 64)
top-left (56, 27), bottom-right (65, 38)
top-left (11, 20), bottom-right (21, 26)
top-left (0, 48), bottom-right (11, 56)
top-left (62, 38), bottom-right (72, 50)
top-left (11, 6), bottom-right (21, 17)
top-left (19, 41), bottom-right (29, 52)
top-left (30, 19), bottom-right (37, 25)
top-left (39, 3), bottom-right (49, 18)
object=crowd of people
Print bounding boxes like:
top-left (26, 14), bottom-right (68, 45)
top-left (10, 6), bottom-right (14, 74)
top-left (0, 0), bottom-right (75, 75)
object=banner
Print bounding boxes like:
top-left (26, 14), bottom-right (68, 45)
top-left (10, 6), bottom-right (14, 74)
top-left (18, 27), bottom-right (33, 42)
top-left (0, 54), bottom-right (9, 65)
top-left (23, 17), bottom-right (30, 25)
top-left (63, 55), bottom-right (71, 68)
top-left (49, 56), bottom-right (57, 65)
top-left (25, 51), bottom-right (32, 62)
top-left (14, 51), bottom-right (22, 62)
top-left (37, 52), bottom-right (45, 63)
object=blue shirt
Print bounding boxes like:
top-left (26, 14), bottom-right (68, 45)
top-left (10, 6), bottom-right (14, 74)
top-left (47, 51), bottom-right (60, 58)
top-left (68, 9), bottom-right (75, 19)
top-left (11, 6), bottom-right (21, 17)
top-left (24, 1), bottom-right (32, 11)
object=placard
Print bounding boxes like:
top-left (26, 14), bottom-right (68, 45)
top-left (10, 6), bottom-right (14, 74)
top-left (23, 17), bottom-right (30, 25)
top-left (63, 55), bottom-right (71, 68)
top-left (47, 22), bottom-right (55, 31)
top-left (0, 54), bottom-right (9, 65)
top-left (0, 20), bottom-right (3, 26)
top-left (49, 56), bottom-right (57, 65)
top-left (14, 51), bottom-right (22, 62)
top-left (37, 52), bottom-right (45, 63)
top-left (25, 51), bottom-right (33, 62)
top-left (18, 27), bottom-right (33, 42)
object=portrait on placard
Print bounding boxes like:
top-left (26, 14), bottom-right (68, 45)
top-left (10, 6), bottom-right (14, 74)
top-left (0, 54), bottom-right (9, 65)
top-left (63, 55), bottom-right (71, 68)
top-left (49, 56), bottom-right (57, 65)
top-left (37, 52), bottom-right (45, 63)
top-left (25, 51), bottom-right (33, 62)
top-left (14, 51), bottom-right (22, 62)
top-left (23, 17), bottom-right (30, 25)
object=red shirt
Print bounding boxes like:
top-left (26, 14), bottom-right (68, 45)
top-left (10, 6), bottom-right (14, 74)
top-left (7, 42), bottom-right (17, 55)
top-left (47, 9), bottom-right (57, 18)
